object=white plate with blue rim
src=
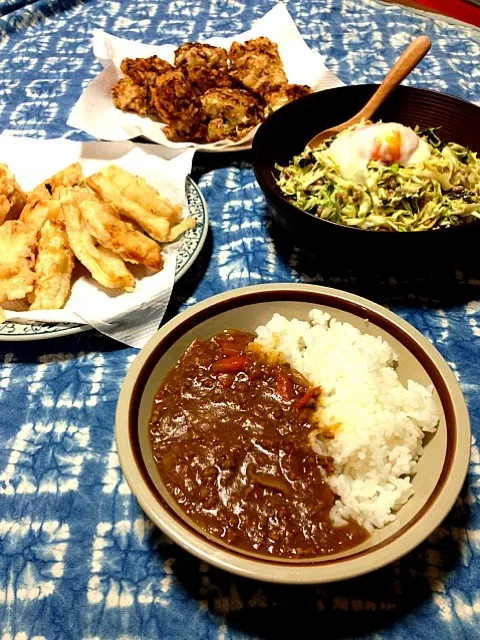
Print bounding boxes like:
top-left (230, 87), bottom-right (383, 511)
top-left (0, 177), bottom-right (208, 341)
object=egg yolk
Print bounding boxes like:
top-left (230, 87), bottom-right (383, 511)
top-left (371, 129), bottom-right (403, 163)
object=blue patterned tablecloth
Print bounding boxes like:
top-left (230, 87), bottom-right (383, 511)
top-left (1, 1), bottom-right (480, 638)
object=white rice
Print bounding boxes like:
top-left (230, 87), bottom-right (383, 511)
top-left (254, 309), bottom-right (439, 532)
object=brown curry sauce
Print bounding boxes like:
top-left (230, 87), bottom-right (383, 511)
top-left (149, 330), bottom-right (368, 558)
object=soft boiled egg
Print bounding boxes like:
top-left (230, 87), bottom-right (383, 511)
top-left (326, 122), bottom-right (431, 184)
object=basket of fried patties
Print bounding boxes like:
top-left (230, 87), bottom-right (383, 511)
top-left (112, 37), bottom-right (312, 144)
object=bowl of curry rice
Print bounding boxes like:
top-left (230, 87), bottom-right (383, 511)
top-left (115, 283), bottom-right (470, 584)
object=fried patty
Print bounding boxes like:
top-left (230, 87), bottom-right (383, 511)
top-left (112, 36), bottom-right (313, 144)
top-left (147, 70), bottom-right (206, 141)
top-left (263, 83), bottom-right (313, 115)
top-left (120, 56), bottom-right (174, 83)
top-left (112, 76), bottom-right (148, 116)
top-left (201, 88), bottom-right (261, 142)
top-left (229, 37), bottom-right (287, 96)
top-left (174, 42), bottom-right (232, 94)
top-left (113, 56), bottom-right (174, 116)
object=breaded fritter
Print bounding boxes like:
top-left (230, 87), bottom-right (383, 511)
top-left (229, 37), bottom-right (287, 96)
top-left (263, 83), bottom-right (313, 115)
top-left (174, 43), bottom-right (231, 94)
top-left (0, 164), bottom-right (26, 224)
top-left (120, 56), bottom-right (173, 84)
top-left (111, 38), bottom-right (312, 143)
top-left (114, 56), bottom-right (174, 117)
top-left (200, 88), bottom-right (261, 143)
top-left (113, 76), bottom-right (148, 116)
top-left (147, 70), bottom-right (206, 141)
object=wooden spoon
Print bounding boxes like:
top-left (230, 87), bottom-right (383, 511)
top-left (307, 35), bottom-right (432, 150)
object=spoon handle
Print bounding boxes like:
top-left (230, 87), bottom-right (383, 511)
top-left (354, 35), bottom-right (432, 122)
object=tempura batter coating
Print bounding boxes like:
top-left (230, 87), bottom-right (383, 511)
top-left (20, 198), bottom-right (61, 235)
top-left (229, 37), bottom-right (287, 96)
top-left (113, 77), bottom-right (148, 116)
top-left (0, 157), bottom-right (192, 318)
top-left (29, 214), bottom-right (74, 310)
top-left (166, 217), bottom-right (196, 242)
top-left (60, 191), bottom-right (135, 291)
top-left (75, 187), bottom-right (164, 270)
top-left (29, 163), bottom-right (84, 200)
top-left (0, 164), bottom-right (26, 224)
top-left (0, 220), bottom-right (36, 309)
top-left (174, 43), bottom-right (231, 94)
top-left (87, 165), bottom-right (184, 242)
top-left (146, 70), bottom-right (206, 141)
top-left (200, 88), bottom-right (261, 142)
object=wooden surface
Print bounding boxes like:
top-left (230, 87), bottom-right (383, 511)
top-left (383, 0), bottom-right (480, 25)
top-left (382, 0), bottom-right (444, 16)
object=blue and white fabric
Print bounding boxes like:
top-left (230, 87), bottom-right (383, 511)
top-left (0, 1), bottom-right (479, 638)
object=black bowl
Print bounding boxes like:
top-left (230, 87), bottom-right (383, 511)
top-left (252, 84), bottom-right (480, 264)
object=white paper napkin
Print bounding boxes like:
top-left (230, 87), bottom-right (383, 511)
top-left (0, 136), bottom-right (196, 348)
top-left (67, 3), bottom-right (345, 152)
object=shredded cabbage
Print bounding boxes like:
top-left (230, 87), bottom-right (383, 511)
top-left (275, 126), bottom-right (480, 232)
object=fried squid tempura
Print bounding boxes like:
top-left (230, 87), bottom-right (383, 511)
top-left (29, 163), bottom-right (84, 200)
top-left (60, 192), bottom-right (135, 291)
top-left (0, 220), bottom-right (37, 320)
top-left (165, 218), bottom-right (197, 242)
top-left (0, 164), bottom-right (26, 224)
top-left (87, 166), bottom-right (187, 243)
top-left (29, 213), bottom-right (75, 311)
top-left (74, 187), bottom-right (164, 270)
top-left (20, 198), bottom-right (61, 234)
top-left (0, 158), bottom-right (197, 321)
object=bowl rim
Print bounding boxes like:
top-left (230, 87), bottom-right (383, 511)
top-left (115, 283), bottom-right (471, 584)
top-left (252, 83), bottom-right (480, 237)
